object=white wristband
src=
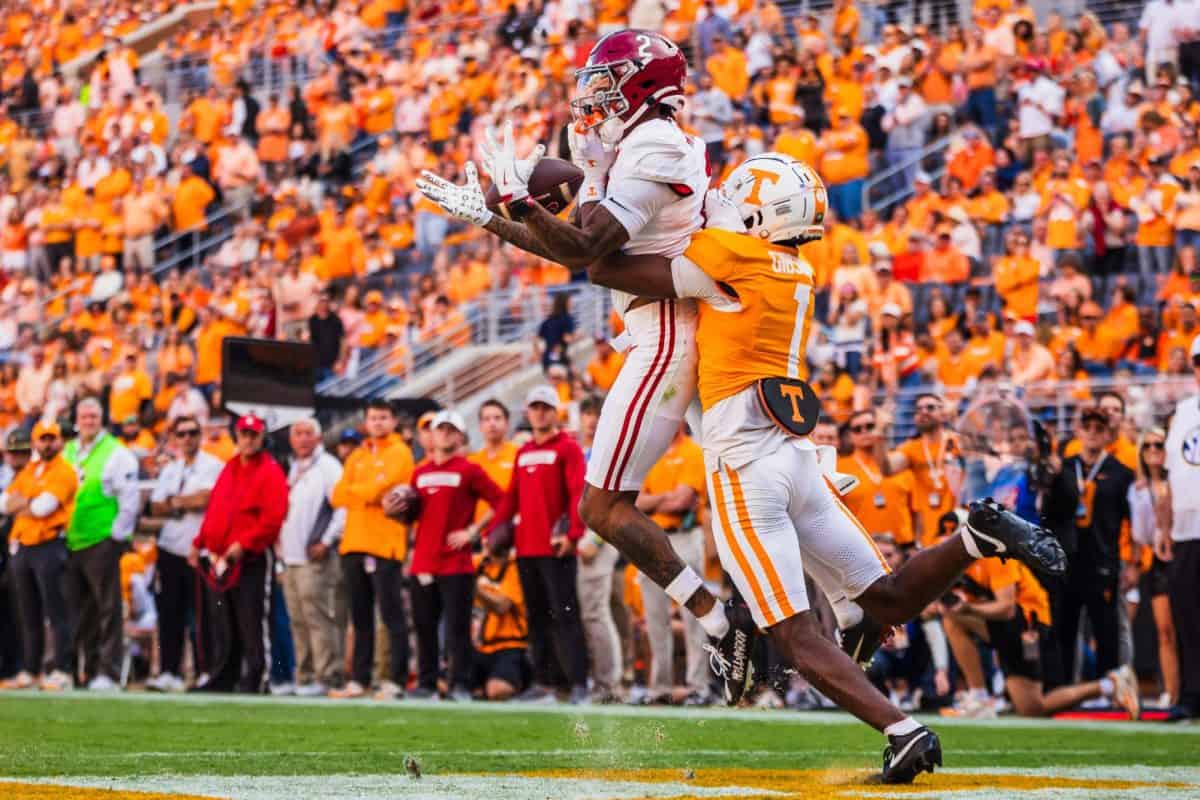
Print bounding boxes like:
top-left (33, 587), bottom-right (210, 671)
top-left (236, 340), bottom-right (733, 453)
top-left (665, 566), bottom-right (704, 606)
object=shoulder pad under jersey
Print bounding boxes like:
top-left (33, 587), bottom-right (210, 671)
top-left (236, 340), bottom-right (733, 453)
top-left (616, 119), bottom-right (707, 187)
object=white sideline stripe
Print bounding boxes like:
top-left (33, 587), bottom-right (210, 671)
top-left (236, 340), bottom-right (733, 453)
top-left (39, 748), bottom-right (1118, 760)
top-left (2, 690), bottom-right (1197, 735)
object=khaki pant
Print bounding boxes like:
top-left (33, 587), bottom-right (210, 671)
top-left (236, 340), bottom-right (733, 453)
top-left (123, 235), bottom-right (155, 272)
top-left (638, 528), bottom-right (710, 699)
top-left (577, 539), bottom-right (622, 695)
top-left (280, 557), bottom-right (342, 686)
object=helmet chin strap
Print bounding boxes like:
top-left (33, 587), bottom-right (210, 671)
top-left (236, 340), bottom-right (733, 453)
top-left (604, 97), bottom-right (658, 146)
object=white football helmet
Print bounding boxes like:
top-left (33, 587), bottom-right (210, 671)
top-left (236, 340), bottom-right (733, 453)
top-left (719, 153), bottom-right (826, 245)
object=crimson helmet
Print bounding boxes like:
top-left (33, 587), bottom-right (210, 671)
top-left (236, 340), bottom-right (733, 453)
top-left (571, 30), bottom-right (687, 145)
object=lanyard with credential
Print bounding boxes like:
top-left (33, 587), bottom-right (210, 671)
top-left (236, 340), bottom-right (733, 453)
top-left (1074, 454), bottom-right (1107, 522)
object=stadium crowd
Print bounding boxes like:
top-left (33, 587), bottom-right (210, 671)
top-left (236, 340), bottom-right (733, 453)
top-left (0, 0), bottom-right (1196, 720)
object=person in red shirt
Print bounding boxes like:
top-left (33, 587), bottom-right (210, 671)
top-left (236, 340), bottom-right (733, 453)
top-left (484, 385), bottom-right (589, 704)
top-left (402, 411), bottom-right (504, 701)
top-left (189, 414), bottom-right (289, 693)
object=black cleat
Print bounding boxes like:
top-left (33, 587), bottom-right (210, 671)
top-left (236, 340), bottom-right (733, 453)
top-left (879, 726), bottom-right (942, 784)
top-left (704, 600), bottom-right (758, 705)
top-left (966, 498), bottom-right (1068, 577)
top-left (839, 615), bottom-right (889, 670)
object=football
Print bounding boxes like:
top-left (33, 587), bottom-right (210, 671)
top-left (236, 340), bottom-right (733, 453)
top-left (385, 484), bottom-right (421, 524)
top-left (485, 157), bottom-right (584, 220)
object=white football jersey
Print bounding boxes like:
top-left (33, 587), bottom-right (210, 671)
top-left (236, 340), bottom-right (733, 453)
top-left (598, 118), bottom-right (708, 315)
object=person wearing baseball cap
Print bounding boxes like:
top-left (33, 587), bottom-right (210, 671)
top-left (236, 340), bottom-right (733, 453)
top-left (1009, 320), bottom-right (1054, 385)
top-left (61, 397), bottom-right (141, 692)
top-left (0, 420), bottom-right (77, 691)
top-left (482, 384), bottom-right (590, 703)
top-left (396, 408), bottom-right (505, 701)
top-left (1041, 403), bottom-right (1135, 702)
top-left (0, 427), bottom-right (33, 684)
top-left (414, 410), bottom-right (438, 465)
top-left (189, 412), bottom-right (289, 693)
top-left (330, 398), bottom-right (416, 700)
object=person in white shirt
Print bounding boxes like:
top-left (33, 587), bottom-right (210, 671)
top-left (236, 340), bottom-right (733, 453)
top-left (277, 418), bottom-right (345, 697)
top-left (1016, 62), bottom-right (1065, 156)
top-left (1140, 0), bottom-right (1186, 76)
top-left (165, 375), bottom-right (210, 429)
top-left (145, 415), bottom-right (223, 693)
top-left (1162, 334), bottom-right (1200, 720)
top-left (883, 78), bottom-right (928, 189)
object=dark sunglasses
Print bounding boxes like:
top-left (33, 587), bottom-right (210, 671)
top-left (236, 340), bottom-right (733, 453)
top-left (916, 404), bottom-right (941, 413)
top-left (237, 429), bottom-right (263, 438)
top-left (1142, 441), bottom-right (1165, 451)
top-left (174, 428), bottom-right (201, 438)
top-left (850, 423), bottom-right (875, 433)
top-left (1081, 421), bottom-right (1108, 432)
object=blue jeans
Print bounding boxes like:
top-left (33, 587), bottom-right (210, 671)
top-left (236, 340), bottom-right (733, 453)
top-left (966, 87), bottom-right (997, 135)
top-left (270, 578), bottom-right (295, 686)
top-left (828, 178), bottom-right (864, 221)
top-left (415, 212), bottom-right (449, 262)
top-left (1138, 245), bottom-right (1174, 281)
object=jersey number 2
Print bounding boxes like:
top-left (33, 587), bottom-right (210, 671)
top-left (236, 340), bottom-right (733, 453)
top-left (788, 283), bottom-right (812, 380)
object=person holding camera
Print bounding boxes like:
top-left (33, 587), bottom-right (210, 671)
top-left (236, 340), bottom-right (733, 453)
top-left (146, 415), bottom-right (223, 692)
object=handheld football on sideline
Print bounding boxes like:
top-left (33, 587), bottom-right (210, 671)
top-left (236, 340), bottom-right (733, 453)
top-left (385, 484), bottom-right (421, 524)
top-left (485, 158), bottom-right (584, 220)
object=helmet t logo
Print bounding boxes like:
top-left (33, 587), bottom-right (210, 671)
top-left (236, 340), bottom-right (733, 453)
top-left (744, 169), bottom-right (781, 206)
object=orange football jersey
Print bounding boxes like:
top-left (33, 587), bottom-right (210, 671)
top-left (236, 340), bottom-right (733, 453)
top-left (684, 228), bottom-right (817, 411)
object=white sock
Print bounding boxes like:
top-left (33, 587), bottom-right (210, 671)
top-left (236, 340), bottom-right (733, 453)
top-left (958, 527), bottom-right (984, 559)
top-left (969, 688), bottom-right (990, 702)
top-left (1099, 677), bottom-right (1115, 697)
top-left (698, 602), bottom-right (730, 638)
top-left (884, 717), bottom-right (922, 737)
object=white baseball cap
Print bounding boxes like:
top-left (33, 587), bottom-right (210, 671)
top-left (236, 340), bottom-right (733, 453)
top-left (525, 385), bottom-right (560, 409)
top-left (880, 303), bottom-right (903, 318)
top-left (868, 241), bottom-right (891, 259)
top-left (1013, 320), bottom-right (1036, 337)
top-left (431, 410), bottom-right (466, 434)
top-left (1191, 333), bottom-right (1200, 359)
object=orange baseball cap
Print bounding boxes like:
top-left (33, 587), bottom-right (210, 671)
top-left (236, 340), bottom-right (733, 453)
top-left (32, 420), bottom-right (62, 440)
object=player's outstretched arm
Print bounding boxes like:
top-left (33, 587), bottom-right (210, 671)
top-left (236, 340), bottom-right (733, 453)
top-left (520, 200), bottom-right (630, 269)
top-left (587, 249), bottom-right (676, 298)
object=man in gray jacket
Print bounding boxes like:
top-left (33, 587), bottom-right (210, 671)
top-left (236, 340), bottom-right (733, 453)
top-left (277, 417), bottom-right (346, 697)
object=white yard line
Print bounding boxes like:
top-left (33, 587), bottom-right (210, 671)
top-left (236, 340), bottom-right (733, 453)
top-left (11, 767), bottom-right (1200, 800)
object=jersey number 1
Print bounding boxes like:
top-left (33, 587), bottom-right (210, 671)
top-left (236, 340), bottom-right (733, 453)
top-left (788, 283), bottom-right (812, 380)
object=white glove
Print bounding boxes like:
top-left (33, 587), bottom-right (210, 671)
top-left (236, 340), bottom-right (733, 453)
top-left (569, 123), bottom-right (614, 204)
top-left (415, 162), bottom-right (494, 227)
top-left (478, 121), bottom-right (545, 203)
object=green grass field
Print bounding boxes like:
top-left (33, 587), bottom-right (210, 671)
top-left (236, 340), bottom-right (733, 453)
top-left (1, 692), bottom-right (1198, 799)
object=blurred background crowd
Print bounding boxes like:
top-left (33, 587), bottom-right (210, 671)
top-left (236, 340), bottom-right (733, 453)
top-left (0, 0), bottom-right (1197, 720)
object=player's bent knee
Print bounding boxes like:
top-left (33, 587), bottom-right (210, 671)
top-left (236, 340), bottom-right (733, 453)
top-left (854, 577), bottom-right (914, 626)
top-left (579, 483), bottom-right (634, 532)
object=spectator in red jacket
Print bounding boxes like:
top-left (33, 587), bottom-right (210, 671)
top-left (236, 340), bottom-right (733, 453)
top-left (485, 385), bottom-right (589, 704)
top-left (189, 414), bottom-right (289, 693)
top-left (403, 410), bottom-right (505, 701)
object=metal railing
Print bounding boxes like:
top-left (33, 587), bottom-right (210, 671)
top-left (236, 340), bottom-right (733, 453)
top-left (862, 133), bottom-right (954, 213)
top-left (319, 281), bottom-right (612, 399)
top-left (874, 375), bottom-right (1184, 446)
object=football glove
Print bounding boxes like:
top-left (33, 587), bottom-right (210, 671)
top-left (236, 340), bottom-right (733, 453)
top-left (478, 120), bottom-right (545, 203)
top-left (415, 162), bottom-right (494, 227)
